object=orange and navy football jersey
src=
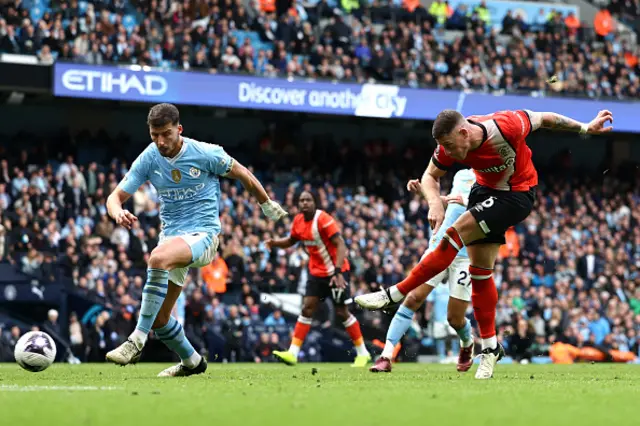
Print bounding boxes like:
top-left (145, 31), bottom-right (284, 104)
top-left (290, 210), bottom-right (350, 278)
top-left (432, 110), bottom-right (538, 191)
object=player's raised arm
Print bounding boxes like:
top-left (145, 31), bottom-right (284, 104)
top-left (526, 109), bottom-right (614, 134)
top-left (225, 160), bottom-right (287, 221)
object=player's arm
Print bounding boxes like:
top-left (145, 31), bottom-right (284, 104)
top-left (266, 235), bottom-right (298, 250)
top-left (526, 110), bottom-right (613, 134)
top-left (317, 212), bottom-right (347, 289)
top-left (422, 160), bottom-right (448, 232)
top-left (106, 187), bottom-right (138, 229)
top-left (225, 161), bottom-right (287, 221)
top-left (329, 232), bottom-right (347, 290)
top-left (107, 152), bottom-right (149, 229)
top-left (330, 233), bottom-right (347, 272)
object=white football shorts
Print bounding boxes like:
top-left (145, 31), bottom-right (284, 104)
top-left (158, 232), bottom-right (219, 286)
top-left (423, 254), bottom-right (472, 302)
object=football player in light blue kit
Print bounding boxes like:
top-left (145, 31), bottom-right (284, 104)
top-left (370, 169), bottom-right (476, 373)
top-left (105, 104), bottom-right (287, 377)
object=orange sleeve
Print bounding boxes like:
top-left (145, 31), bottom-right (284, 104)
top-left (494, 110), bottom-right (532, 145)
top-left (318, 211), bottom-right (340, 240)
top-left (432, 145), bottom-right (455, 170)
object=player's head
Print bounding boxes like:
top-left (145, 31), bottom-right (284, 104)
top-left (147, 103), bottom-right (183, 157)
top-left (432, 109), bottom-right (472, 160)
top-left (298, 190), bottom-right (317, 215)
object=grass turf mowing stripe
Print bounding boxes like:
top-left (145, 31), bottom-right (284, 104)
top-left (0, 363), bottom-right (636, 426)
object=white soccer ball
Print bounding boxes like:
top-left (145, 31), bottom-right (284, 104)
top-left (14, 331), bottom-right (57, 372)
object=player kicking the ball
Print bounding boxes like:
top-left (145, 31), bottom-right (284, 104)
top-left (356, 108), bottom-right (613, 379)
top-left (266, 190), bottom-right (371, 367)
top-left (105, 103), bottom-right (287, 376)
top-left (371, 169), bottom-right (476, 373)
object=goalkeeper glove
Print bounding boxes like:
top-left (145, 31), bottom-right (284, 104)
top-left (260, 199), bottom-right (287, 221)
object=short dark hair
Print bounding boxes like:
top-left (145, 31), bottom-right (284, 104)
top-left (147, 103), bottom-right (180, 127)
top-left (432, 109), bottom-right (464, 140)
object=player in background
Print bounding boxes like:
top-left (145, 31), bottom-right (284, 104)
top-left (356, 108), bottom-right (613, 379)
top-left (370, 169), bottom-right (476, 373)
top-left (265, 191), bottom-right (372, 367)
top-left (105, 103), bottom-right (287, 376)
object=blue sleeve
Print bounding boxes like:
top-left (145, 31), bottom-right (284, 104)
top-left (202, 143), bottom-right (234, 176)
top-left (118, 147), bottom-right (151, 194)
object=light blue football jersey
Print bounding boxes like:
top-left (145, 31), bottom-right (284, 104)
top-left (427, 169), bottom-right (476, 258)
top-left (118, 137), bottom-right (233, 237)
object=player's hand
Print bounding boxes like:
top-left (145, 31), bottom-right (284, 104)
top-left (330, 272), bottom-right (346, 290)
top-left (265, 239), bottom-right (274, 251)
top-left (115, 209), bottom-right (137, 229)
top-left (428, 203), bottom-right (445, 232)
top-left (587, 110), bottom-right (613, 134)
top-left (260, 199), bottom-right (288, 221)
top-left (406, 179), bottom-right (421, 194)
top-left (444, 194), bottom-right (465, 206)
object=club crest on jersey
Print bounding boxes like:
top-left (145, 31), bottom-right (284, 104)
top-left (171, 169), bottom-right (182, 183)
top-left (189, 167), bottom-right (201, 178)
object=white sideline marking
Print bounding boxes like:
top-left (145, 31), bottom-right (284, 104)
top-left (0, 385), bottom-right (121, 392)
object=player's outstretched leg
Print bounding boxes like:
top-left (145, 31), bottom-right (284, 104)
top-left (106, 267), bottom-right (169, 365)
top-left (355, 228), bottom-right (464, 310)
top-left (273, 315), bottom-right (312, 366)
top-left (156, 316), bottom-right (207, 377)
top-left (469, 265), bottom-right (504, 379)
top-left (339, 312), bottom-right (371, 367)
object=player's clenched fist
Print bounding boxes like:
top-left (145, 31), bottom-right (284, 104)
top-left (115, 209), bottom-right (138, 229)
top-left (264, 239), bottom-right (274, 250)
top-left (260, 199), bottom-right (288, 221)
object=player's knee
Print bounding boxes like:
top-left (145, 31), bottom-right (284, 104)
top-left (453, 213), bottom-right (484, 244)
top-left (447, 312), bottom-right (465, 330)
top-left (148, 248), bottom-right (172, 270)
top-left (301, 303), bottom-right (316, 318)
top-left (404, 292), bottom-right (422, 311)
top-left (335, 307), bottom-right (350, 322)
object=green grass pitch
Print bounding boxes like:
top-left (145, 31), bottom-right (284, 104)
top-left (0, 363), bottom-right (637, 426)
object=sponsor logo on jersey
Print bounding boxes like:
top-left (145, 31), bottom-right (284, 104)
top-left (171, 169), bottom-right (182, 183)
top-left (158, 183), bottom-right (206, 201)
top-left (477, 157), bottom-right (515, 173)
top-left (189, 167), bottom-right (201, 178)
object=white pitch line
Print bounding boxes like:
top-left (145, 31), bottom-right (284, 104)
top-left (0, 385), bottom-right (121, 392)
